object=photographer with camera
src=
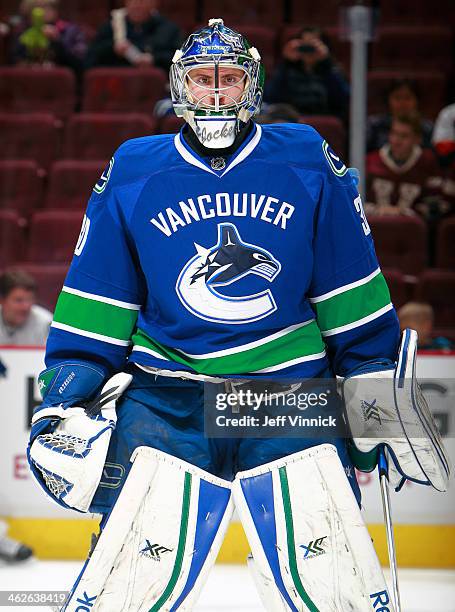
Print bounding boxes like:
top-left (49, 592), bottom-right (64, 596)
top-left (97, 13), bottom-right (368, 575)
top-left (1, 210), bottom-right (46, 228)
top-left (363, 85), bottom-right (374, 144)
top-left (264, 26), bottom-right (349, 120)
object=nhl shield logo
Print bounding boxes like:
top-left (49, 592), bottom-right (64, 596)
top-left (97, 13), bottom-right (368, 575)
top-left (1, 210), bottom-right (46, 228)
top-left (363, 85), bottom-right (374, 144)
top-left (176, 223), bottom-right (281, 324)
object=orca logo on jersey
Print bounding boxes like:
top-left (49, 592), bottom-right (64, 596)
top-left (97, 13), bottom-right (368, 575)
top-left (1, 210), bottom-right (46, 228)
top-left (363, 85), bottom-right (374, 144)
top-left (176, 223), bottom-right (281, 324)
top-left (93, 157), bottom-right (114, 194)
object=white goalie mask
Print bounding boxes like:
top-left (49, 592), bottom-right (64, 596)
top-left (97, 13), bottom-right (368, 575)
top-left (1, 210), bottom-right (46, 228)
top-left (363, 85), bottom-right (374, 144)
top-left (170, 18), bottom-right (264, 149)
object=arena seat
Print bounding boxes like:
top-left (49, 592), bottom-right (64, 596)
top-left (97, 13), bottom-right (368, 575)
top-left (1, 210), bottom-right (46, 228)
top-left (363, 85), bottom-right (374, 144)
top-left (436, 217), bottom-right (455, 270)
top-left (201, 0), bottom-right (283, 27)
top-left (290, 0), bottom-right (352, 27)
top-left (159, 115), bottom-right (185, 134)
top-left (59, 0), bottom-right (110, 29)
top-left (159, 0), bottom-right (198, 32)
top-left (378, 0), bottom-right (451, 26)
top-left (0, 210), bottom-right (26, 268)
top-left (300, 115), bottom-right (346, 156)
top-left (0, 161), bottom-right (44, 218)
top-left (415, 269), bottom-right (455, 329)
top-left (231, 25), bottom-right (277, 75)
top-left (63, 113), bottom-right (156, 160)
top-left (82, 68), bottom-right (168, 114)
top-left (45, 160), bottom-right (106, 210)
top-left (382, 268), bottom-right (408, 309)
top-left (27, 210), bottom-right (85, 264)
top-left (0, 67), bottom-right (76, 119)
top-left (371, 27), bottom-right (453, 72)
top-left (16, 263), bottom-right (68, 312)
top-left (368, 215), bottom-right (427, 278)
top-left (367, 71), bottom-right (446, 120)
top-left (0, 113), bottom-right (61, 171)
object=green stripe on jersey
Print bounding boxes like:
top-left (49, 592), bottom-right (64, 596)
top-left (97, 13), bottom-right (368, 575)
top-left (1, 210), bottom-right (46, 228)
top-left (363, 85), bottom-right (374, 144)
top-left (132, 321), bottom-right (325, 376)
top-left (53, 290), bottom-right (139, 341)
top-left (313, 272), bottom-right (391, 333)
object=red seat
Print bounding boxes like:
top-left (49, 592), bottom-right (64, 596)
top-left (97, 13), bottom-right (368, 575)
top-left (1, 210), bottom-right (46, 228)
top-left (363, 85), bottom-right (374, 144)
top-left (416, 269), bottom-right (455, 328)
top-left (0, 161), bottom-right (44, 218)
top-left (436, 217), bottom-right (455, 270)
top-left (0, 210), bottom-right (26, 267)
top-left (201, 0), bottom-right (283, 27)
top-left (367, 71), bottom-right (446, 120)
top-left (378, 0), bottom-right (451, 26)
top-left (0, 113), bottom-right (61, 171)
top-left (290, 0), bottom-right (352, 27)
top-left (159, 0), bottom-right (198, 33)
top-left (63, 113), bottom-right (156, 160)
top-left (368, 215), bottom-right (427, 278)
top-left (231, 25), bottom-right (277, 75)
top-left (382, 268), bottom-right (407, 309)
top-left (371, 27), bottom-right (453, 72)
top-left (27, 210), bottom-right (85, 264)
top-left (0, 67), bottom-right (76, 119)
top-left (45, 160), bottom-right (107, 210)
top-left (15, 263), bottom-right (68, 312)
top-left (300, 115), bottom-right (346, 157)
top-left (83, 68), bottom-right (168, 114)
top-left (60, 0), bottom-right (110, 29)
top-left (159, 115), bottom-right (185, 134)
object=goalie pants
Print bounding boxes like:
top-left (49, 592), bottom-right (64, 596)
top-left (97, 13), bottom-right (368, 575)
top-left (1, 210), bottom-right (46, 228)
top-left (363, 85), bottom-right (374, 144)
top-left (90, 366), bottom-right (360, 515)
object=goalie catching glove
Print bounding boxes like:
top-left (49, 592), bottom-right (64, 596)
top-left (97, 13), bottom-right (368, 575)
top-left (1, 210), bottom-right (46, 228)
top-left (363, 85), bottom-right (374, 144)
top-left (343, 328), bottom-right (450, 492)
top-left (27, 362), bottom-right (131, 512)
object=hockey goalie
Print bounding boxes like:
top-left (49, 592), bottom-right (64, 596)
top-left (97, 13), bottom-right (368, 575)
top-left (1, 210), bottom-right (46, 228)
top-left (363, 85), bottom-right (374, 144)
top-left (27, 19), bottom-right (450, 612)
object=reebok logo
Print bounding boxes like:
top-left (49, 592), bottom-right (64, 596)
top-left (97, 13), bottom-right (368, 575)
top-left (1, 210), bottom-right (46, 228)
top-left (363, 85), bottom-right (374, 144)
top-left (75, 591), bottom-right (97, 611)
top-left (370, 589), bottom-right (391, 611)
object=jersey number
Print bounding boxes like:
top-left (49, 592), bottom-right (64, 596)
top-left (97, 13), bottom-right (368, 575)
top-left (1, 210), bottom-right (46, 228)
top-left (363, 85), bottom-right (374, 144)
top-left (354, 195), bottom-right (370, 236)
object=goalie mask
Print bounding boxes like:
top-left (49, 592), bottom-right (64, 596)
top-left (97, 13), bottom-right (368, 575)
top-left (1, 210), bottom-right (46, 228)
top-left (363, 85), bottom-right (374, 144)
top-left (170, 18), bottom-right (264, 149)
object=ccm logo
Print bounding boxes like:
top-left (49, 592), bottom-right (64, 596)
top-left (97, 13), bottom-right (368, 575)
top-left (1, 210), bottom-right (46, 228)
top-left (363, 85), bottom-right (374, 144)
top-left (370, 590), bottom-right (391, 611)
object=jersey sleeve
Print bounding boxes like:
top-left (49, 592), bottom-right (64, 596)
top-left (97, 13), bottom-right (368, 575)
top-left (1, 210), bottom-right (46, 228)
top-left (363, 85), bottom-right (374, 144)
top-left (45, 155), bottom-right (146, 375)
top-left (308, 143), bottom-right (400, 375)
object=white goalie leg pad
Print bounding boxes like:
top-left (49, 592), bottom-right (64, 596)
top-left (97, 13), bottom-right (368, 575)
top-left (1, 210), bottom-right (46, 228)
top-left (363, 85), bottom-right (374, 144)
top-left (233, 444), bottom-right (394, 612)
top-left (63, 446), bottom-right (233, 612)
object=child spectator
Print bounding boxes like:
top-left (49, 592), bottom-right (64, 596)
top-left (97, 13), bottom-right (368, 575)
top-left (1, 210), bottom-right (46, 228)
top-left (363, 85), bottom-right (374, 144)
top-left (398, 302), bottom-right (452, 351)
top-left (0, 269), bottom-right (52, 346)
top-left (367, 79), bottom-right (433, 153)
top-left (366, 114), bottom-right (446, 217)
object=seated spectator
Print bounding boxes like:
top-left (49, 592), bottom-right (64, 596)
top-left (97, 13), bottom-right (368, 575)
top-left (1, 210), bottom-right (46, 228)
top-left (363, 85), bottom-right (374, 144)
top-left (432, 102), bottom-right (455, 206)
top-left (86, 0), bottom-right (182, 72)
top-left (264, 27), bottom-right (349, 120)
top-left (0, 269), bottom-right (52, 346)
top-left (398, 302), bottom-right (453, 351)
top-left (8, 0), bottom-right (87, 74)
top-left (366, 114), bottom-right (446, 217)
top-left (367, 79), bottom-right (433, 153)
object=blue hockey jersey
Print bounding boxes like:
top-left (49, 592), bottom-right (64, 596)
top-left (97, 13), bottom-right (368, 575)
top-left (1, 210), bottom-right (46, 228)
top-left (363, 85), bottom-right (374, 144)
top-left (45, 122), bottom-right (399, 379)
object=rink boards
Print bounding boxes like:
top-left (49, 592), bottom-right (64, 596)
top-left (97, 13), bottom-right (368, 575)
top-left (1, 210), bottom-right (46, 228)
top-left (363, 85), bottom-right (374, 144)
top-left (0, 347), bottom-right (454, 567)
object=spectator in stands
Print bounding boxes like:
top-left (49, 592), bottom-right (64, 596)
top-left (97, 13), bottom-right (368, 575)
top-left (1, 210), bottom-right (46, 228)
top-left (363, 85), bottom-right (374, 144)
top-left (86, 0), bottom-right (182, 72)
top-left (367, 79), bottom-right (433, 153)
top-left (398, 302), bottom-right (453, 351)
top-left (264, 27), bottom-right (349, 120)
top-left (432, 102), bottom-right (455, 207)
top-left (365, 114), bottom-right (446, 217)
top-left (8, 0), bottom-right (87, 74)
top-left (0, 269), bottom-right (52, 346)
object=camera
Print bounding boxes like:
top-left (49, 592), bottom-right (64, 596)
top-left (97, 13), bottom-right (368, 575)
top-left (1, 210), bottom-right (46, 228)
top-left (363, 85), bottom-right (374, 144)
top-left (298, 44), bottom-right (316, 53)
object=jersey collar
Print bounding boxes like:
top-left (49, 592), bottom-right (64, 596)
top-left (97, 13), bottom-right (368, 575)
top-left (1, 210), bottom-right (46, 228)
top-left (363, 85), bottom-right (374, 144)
top-left (174, 122), bottom-right (262, 178)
